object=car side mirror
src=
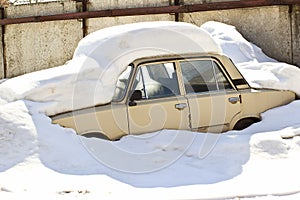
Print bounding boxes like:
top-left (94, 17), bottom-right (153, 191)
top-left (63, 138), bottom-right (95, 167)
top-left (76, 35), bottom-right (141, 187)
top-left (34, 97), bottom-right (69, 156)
top-left (129, 90), bottom-right (142, 106)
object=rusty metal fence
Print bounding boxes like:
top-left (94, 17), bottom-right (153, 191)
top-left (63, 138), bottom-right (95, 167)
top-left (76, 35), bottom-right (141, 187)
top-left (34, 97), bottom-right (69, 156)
top-left (1, 0), bottom-right (300, 25)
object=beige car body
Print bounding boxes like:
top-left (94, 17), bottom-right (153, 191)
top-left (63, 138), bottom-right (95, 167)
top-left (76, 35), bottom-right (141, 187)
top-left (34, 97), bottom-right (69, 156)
top-left (51, 53), bottom-right (295, 140)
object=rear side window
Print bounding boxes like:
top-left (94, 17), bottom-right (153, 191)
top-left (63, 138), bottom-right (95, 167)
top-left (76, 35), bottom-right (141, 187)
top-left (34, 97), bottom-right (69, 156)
top-left (132, 62), bottom-right (180, 99)
top-left (180, 59), bottom-right (233, 94)
top-left (112, 65), bottom-right (133, 101)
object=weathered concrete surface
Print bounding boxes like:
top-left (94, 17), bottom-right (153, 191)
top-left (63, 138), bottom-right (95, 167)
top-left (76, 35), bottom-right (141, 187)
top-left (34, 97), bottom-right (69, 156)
top-left (89, 0), bottom-right (170, 10)
top-left (185, 0), bottom-right (241, 3)
top-left (4, 1), bottom-right (82, 78)
top-left (4, 20), bottom-right (82, 77)
top-left (87, 0), bottom-right (174, 34)
top-left (0, 26), bottom-right (3, 79)
top-left (6, 1), bottom-right (77, 18)
top-left (183, 6), bottom-right (293, 64)
top-left (87, 14), bottom-right (174, 35)
top-left (292, 5), bottom-right (300, 67)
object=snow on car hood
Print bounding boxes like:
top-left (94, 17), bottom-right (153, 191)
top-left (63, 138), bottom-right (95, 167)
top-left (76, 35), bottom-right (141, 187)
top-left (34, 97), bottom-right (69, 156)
top-left (0, 21), bottom-right (221, 116)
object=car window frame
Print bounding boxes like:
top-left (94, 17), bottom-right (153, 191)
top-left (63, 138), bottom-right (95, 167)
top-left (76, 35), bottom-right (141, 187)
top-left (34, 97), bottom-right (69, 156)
top-left (111, 65), bottom-right (134, 102)
top-left (177, 57), bottom-right (238, 95)
top-left (128, 60), bottom-right (182, 101)
top-left (125, 55), bottom-right (240, 104)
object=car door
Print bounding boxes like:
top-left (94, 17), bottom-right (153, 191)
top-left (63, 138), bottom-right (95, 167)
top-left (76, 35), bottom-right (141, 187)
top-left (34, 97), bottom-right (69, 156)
top-left (127, 61), bottom-right (190, 135)
top-left (179, 58), bottom-right (241, 132)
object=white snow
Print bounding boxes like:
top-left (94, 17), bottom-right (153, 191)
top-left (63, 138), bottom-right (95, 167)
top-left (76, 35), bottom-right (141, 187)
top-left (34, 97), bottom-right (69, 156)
top-left (1, 21), bottom-right (300, 200)
top-left (0, 21), bottom-right (221, 116)
top-left (201, 21), bottom-right (300, 96)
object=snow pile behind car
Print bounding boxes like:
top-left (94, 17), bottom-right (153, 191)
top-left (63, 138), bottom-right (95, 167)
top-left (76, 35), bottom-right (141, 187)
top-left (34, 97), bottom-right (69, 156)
top-left (201, 21), bottom-right (300, 96)
top-left (0, 21), bottom-right (221, 116)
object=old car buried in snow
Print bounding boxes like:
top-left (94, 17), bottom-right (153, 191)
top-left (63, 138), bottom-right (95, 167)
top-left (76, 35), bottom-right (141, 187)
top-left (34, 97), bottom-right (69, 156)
top-left (51, 22), bottom-right (295, 140)
top-left (52, 52), bottom-right (295, 140)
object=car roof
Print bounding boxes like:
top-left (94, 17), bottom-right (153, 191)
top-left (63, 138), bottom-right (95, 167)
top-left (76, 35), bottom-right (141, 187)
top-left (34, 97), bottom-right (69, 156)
top-left (131, 52), bottom-right (225, 66)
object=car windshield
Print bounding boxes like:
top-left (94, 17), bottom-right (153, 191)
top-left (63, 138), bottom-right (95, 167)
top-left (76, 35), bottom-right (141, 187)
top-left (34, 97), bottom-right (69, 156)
top-left (112, 65), bottom-right (133, 102)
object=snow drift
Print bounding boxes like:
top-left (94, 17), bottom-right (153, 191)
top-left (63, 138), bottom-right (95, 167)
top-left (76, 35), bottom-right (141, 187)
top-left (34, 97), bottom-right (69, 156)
top-left (201, 21), bottom-right (300, 96)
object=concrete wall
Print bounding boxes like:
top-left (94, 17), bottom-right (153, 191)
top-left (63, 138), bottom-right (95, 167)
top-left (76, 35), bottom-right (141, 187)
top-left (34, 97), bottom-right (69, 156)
top-left (0, 25), bottom-right (3, 78)
top-left (0, 1), bottom-right (299, 79)
top-left (183, 6), bottom-right (293, 64)
top-left (6, 1), bottom-right (77, 18)
top-left (88, 0), bottom-right (171, 10)
top-left (87, 15), bottom-right (174, 35)
top-left (4, 1), bottom-right (82, 77)
top-left (4, 20), bottom-right (82, 77)
top-left (292, 5), bottom-right (300, 66)
top-left (87, 0), bottom-right (174, 34)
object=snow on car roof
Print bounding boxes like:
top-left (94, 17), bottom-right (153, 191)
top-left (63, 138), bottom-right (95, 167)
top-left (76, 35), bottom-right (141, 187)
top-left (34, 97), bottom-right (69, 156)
top-left (71, 21), bottom-right (223, 103)
top-left (74, 21), bottom-right (222, 60)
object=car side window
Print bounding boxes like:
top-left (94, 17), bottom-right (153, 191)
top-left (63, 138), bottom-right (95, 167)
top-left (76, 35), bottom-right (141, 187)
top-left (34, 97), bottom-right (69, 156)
top-left (212, 62), bottom-right (233, 90)
top-left (132, 62), bottom-right (180, 99)
top-left (112, 65), bottom-right (133, 101)
top-left (180, 59), bottom-right (233, 94)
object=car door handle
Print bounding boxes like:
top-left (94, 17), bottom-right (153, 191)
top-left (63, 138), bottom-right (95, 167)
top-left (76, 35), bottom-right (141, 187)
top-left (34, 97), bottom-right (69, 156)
top-left (175, 103), bottom-right (187, 110)
top-left (228, 97), bottom-right (240, 104)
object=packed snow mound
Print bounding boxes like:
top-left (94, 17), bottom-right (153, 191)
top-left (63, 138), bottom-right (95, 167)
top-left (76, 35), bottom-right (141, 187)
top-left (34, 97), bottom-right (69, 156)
top-left (74, 21), bottom-right (221, 58)
top-left (238, 62), bottom-right (300, 95)
top-left (0, 101), bottom-right (37, 171)
top-left (201, 21), bottom-right (300, 96)
top-left (1, 99), bottom-right (300, 199)
top-left (0, 21), bottom-right (221, 116)
top-left (201, 21), bottom-right (274, 63)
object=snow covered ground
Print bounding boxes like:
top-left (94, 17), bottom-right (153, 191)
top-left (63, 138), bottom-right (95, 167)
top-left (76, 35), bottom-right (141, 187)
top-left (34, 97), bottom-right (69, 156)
top-left (1, 21), bottom-right (300, 200)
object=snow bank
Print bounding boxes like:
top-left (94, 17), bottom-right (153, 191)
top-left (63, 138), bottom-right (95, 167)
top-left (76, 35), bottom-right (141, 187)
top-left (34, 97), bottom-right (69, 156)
top-left (1, 21), bottom-right (300, 200)
top-left (74, 21), bottom-right (221, 59)
top-left (0, 21), bottom-right (221, 115)
top-left (201, 21), bottom-right (273, 64)
top-left (1, 100), bottom-right (300, 199)
top-left (0, 101), bottom-right (37, 171)
top-left (201, 21), bottom-right (300, 96)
